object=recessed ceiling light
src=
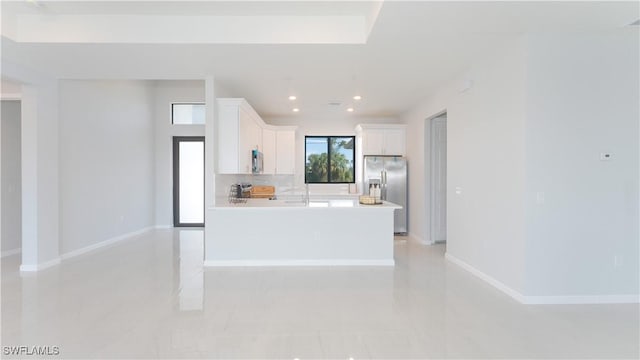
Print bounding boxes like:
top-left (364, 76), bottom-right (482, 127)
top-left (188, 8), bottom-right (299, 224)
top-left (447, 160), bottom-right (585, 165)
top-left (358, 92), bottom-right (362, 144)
top-left (288, 95), bottom-right (297, 101)
top-left (353, 95), bottom-right (362, 101)
top-left (346, 107), bottom-right (354, 112)
top-left (292, 108), bottom-right (300, 112)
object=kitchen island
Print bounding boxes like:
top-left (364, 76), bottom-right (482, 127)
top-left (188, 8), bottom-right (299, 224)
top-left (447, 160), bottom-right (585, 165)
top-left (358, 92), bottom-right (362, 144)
top-left (205, 198), bottom-right (401, 266)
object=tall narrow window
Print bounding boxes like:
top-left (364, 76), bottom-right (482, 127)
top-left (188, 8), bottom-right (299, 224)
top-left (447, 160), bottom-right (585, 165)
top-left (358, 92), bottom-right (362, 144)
top-left (305, 136), bottom-right (355, 183)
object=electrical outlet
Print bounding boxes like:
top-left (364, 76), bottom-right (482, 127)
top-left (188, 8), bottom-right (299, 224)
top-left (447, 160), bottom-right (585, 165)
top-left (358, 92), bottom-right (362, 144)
top-left (536, 192), bottom-right (545, 205)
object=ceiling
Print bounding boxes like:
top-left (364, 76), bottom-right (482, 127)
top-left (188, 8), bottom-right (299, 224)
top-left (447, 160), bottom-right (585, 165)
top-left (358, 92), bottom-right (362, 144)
top-left (1, 1), bottom-right (638, 119)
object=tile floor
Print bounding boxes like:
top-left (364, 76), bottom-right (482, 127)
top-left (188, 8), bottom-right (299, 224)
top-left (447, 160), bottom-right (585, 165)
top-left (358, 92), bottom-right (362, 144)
top-left (1, 228), bottom-right (638, 359)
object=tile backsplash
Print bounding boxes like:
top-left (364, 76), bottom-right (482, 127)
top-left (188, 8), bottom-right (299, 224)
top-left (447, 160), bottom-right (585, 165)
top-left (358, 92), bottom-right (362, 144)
top-left (215, 174), bottom-right (356, 198)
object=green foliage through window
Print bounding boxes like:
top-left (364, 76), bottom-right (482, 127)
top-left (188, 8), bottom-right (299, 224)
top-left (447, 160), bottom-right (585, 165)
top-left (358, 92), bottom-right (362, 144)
top-left (305, 136), bottom-right (355, 183)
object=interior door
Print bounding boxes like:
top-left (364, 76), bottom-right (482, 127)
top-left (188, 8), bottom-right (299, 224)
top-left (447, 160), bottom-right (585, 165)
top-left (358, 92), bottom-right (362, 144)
top-left (430, 117), bottom-right (447, 242)
top-left (173, 137), bottom-right (205, 227)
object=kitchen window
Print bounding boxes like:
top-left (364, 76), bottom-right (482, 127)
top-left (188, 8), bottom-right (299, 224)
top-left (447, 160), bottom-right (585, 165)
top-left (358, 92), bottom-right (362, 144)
top-left (305, 136), bottom-right (355, 183)
top-left (172, 103), bottom-right (205, 125)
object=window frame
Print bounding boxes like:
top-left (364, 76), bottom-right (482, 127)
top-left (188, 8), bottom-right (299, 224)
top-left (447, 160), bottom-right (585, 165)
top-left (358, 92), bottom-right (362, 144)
top-left (304, 135), bottom-right (356, 184)
top-left (171, 102), bottom-right (206, 125)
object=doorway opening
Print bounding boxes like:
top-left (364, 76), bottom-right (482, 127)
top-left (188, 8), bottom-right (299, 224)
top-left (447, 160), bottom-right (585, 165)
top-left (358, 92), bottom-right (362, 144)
top-left (173, 137), bottom-right (205, 227)
top-left (429, 113), bottom-right (447, 244)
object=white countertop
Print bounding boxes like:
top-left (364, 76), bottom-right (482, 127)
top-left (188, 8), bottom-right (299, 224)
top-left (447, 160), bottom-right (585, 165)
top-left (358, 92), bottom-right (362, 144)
top-left (210, 198), bottom-right (401, 209)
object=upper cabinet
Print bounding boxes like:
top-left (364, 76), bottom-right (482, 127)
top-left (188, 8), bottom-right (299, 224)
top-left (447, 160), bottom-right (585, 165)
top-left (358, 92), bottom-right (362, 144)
top-left (238, 106), bottom-right (263, 174)
top-left (356, 124), bottom-right (407, 156)
top-left (217, 98), bottom-right (297, 174)
top-left (262, 127), bottom-right (296, 175)
top-left (275, 130), bottom-right (296, 175)
top-left (218, 99), bottom-right (262, 174)
top-left (262, 128), bottom-right (277, 175)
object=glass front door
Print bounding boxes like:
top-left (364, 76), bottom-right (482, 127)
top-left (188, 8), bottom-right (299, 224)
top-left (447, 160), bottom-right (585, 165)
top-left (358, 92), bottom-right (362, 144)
top-left (173, 137), bottom-right (205, 227)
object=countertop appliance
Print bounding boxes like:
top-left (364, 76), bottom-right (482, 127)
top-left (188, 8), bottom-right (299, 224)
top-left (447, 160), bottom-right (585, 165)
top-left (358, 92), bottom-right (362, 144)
top-left (234, 183), bottom-right (252, 198)
top-left (364, 156), bottom-right (407, 234)
top-left (250, 185), bottom-right (276, 199)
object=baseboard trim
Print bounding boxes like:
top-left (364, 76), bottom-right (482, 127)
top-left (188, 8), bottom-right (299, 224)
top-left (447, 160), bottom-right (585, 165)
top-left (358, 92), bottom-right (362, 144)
top-left (523, 294), bottom-right (640, 304)
top-left (155, 225), bottom-right (174, 229)
top-left (445, 252), bottom-right (639, 304)
top-left (1, 247), bottom-right (22, 258)
top-left (60, 226), bottom-right (154, 261)
top-left (20, 257), bottom-right (61, 272)
top-left (445, 252), bottom-right (526, 303)
top-left (204, 259), bottom-right (395, 267)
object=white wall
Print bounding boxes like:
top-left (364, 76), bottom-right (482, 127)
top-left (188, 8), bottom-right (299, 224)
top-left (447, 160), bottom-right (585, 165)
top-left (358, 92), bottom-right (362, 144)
top-left (404, 39), bottom-right (527, 292)
top-left (523, 32), bottom-right (639, 297)
top-left (153, 80), bottom-right (205, 227)
top-left (403, 41), bottom-right (525, 291)
top-left (1, 100), bottom-right (22, 254)
top-left (3, 60), bottom-right (61, 270)
top-left (59, 80), bottom-right (155, 254)
top-left (403, 30), bottom-right (639, 300)
top-left (21, 82), bottom-right (61, 269)
top-left (449, 41), bottom-right (527, 294)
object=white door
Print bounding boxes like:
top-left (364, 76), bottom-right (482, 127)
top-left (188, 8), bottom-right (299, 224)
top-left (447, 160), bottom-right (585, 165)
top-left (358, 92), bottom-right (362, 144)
top-left (430, 116), bottom-right (447, 242)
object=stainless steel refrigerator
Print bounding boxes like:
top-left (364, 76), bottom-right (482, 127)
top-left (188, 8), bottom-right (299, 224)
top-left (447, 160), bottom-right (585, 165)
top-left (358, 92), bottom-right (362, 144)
top-left (363, 156), bottom-right (407, 234)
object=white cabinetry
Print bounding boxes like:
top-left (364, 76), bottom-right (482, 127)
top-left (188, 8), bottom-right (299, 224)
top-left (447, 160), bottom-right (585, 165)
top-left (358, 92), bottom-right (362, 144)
top-left (382, 128), bottom-right (406, 156)
top-left (218, 98), bottom-right (297, 174)
top-left (262, 128), bottom-right (277, 175)
top-left (261, 128), bottom-right (296, 175)
top-left (356, 124), bottom-right (407, 156)
top-left (275, 130), bottom-right (296, 174)
top-left (218, 99), bottom-right (263, 174)
top-left (361, 129), bottom-right (385, 156)
top-left (238, 107), bottom-right (262, 174)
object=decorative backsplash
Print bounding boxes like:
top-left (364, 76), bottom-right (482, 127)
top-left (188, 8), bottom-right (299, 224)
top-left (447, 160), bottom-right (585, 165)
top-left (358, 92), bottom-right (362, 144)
top-left (215, 174), bottom-right (356, 198)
